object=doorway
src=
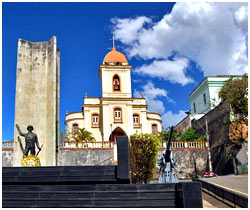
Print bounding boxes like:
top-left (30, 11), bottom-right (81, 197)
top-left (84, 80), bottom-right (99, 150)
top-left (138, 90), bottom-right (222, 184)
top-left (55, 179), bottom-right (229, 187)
top-left (109, 127), bottom-right (127, 142)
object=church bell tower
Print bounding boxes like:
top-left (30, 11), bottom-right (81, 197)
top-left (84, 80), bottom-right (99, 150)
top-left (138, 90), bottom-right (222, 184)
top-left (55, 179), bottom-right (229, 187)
top-left (99, 43), bottom-right (132, 98)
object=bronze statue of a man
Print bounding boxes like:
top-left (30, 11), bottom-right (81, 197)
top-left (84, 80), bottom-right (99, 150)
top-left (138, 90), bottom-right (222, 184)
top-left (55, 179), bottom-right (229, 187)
top-left (16, 124), bottom-right (41, 157)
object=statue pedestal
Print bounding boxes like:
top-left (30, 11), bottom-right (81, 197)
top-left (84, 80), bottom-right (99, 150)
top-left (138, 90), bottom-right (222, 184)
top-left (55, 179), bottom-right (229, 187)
top-left (21, 155), bottom-right (41, 167)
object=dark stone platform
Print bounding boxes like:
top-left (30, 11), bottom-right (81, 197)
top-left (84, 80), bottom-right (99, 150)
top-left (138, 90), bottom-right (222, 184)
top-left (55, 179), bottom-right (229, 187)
top-left (2, 137), bottom-right (203, 208)
top-left (3, 183), bottom-right (177, 208)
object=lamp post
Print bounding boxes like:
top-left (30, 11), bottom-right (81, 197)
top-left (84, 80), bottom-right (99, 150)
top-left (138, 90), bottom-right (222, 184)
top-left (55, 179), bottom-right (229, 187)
top-left (185, 111), bottom-right (213, 172)
top-left (204, 116), bottom-right (213, 172)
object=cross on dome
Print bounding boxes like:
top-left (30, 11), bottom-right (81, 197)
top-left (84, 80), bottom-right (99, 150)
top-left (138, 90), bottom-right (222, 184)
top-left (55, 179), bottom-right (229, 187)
top-left (103, 35), bottom-right (128, 63)
top-left (112, 35), bottom-right (115, 49)
top-left (110, 35), bottom-right (116, 50)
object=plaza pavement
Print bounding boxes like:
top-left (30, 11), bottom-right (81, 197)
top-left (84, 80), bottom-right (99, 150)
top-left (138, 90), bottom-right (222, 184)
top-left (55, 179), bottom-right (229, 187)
top-left (201, 174), bottom-right (248, 208)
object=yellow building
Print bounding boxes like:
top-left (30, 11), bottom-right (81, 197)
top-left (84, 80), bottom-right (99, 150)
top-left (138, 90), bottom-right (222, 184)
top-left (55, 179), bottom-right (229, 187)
top-left (65, 46), bottom-right (162, 145)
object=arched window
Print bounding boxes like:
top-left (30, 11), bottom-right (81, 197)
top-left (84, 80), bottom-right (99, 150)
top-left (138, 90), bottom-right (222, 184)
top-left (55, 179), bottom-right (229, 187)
top-left (92, 113), bottom-right (99, 128)
top-left (72, 123), bottom-right (79, 135)
top-left (152, 124), bottom-right (158, 135)
top-left (133, 114), bottom-right (140, 128)
top-left (114, 107), bottom-right (122, 122)
top-left (113, 74), bottom-right (120, 91)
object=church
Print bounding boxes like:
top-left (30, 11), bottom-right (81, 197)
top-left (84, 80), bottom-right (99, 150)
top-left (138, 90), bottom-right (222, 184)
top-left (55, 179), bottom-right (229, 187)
top-left (65, 45), bottom-right (162, 145)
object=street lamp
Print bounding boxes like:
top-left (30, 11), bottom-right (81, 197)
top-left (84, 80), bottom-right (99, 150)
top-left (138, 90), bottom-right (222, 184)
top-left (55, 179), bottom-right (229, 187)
top-left (185, 111), bottom-right (213, 173)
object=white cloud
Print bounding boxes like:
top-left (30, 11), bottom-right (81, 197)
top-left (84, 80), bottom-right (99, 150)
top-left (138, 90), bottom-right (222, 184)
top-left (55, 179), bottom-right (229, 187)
top-left (132, 79), bottom-right (143, 83)
top-left (147, 98), bottom-right (166, 114)
top-left (134, 57), bottom-right (193, 86)
top-left (112, 2), bottom-right (248, 78)
top-left (111, 16), bottom-right (152, 44)
top-left (140, 81), bottom-right (167, 99)
top-left (133, 89), bottom-right (142, 98)
top-left (133, 81), bottom-right (175, 114)
top-left (161, 110), bottom-right (187, 129)
top-left (233, 5), bottom-right (248, 34)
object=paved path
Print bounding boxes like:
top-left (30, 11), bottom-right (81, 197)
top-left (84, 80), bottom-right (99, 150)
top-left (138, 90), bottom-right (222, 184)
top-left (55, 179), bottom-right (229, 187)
top-left (200, 174), bottom-right (248, 208)
top-left (200, 174), bottom-right (248, 196)
top-left (203, 199), bottom-right (215, 208)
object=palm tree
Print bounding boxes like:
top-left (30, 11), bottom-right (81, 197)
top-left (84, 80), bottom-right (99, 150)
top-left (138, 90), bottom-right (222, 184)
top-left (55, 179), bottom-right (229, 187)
top-left (72, 128), bottom-right (95, 148)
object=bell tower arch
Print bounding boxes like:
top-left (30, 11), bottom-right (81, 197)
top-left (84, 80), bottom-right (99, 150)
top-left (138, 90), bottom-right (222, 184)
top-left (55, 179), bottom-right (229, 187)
top-left (99, 47), bottom-right (132, 98)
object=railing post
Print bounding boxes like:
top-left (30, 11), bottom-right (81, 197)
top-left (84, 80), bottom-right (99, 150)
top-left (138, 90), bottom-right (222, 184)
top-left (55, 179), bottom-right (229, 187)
top-left (113, 142), bottom-right (117, 164)
top-left (117, 136), bottom-right (130, 182)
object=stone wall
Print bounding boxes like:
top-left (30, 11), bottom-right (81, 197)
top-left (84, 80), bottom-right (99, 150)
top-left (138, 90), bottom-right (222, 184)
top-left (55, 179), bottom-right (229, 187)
top-left (13, 37), bottom-right (60, 166)
top-left (236, 142), bottom-right (248, 174)
top-left (2, 149), bottom-right (13, 167)
top-left (3, 147), bottom-right (208, 178)
top-left (159, 149), bottom-right (208, 179)
top-left (57, 148), bottom-right (114, 166)
top-left (192, 102), bottom-right (248, 175)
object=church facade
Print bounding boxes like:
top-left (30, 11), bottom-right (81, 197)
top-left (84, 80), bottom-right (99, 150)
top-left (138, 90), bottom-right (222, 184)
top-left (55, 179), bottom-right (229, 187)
top-left (65, 47), bottom-right (162, 144)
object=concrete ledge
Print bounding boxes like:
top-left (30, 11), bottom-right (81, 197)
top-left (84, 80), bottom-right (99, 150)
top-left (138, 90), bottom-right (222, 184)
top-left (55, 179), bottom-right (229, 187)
top-left (195, 178), bottom-right (248, 208)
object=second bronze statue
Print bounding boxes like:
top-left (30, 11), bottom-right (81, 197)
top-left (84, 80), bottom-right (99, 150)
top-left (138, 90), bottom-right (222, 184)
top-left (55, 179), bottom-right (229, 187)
top-left (16, 124), bottom-right (42, 157)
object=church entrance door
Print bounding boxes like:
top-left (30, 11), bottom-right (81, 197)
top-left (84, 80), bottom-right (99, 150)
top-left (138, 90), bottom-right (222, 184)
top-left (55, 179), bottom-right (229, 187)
top-left (109, 127), bottom-right (127, 142)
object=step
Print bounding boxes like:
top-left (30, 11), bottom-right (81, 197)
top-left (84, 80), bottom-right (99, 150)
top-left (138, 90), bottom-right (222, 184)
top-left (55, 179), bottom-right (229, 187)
top-left (2, 183), bottom-right (202, 208)
top-left (2, 183), bottom-right (176, 192)
top-left (3, 165), bottom-right (116, 173)
top-left (2, 166), bottom-right (120, 184)
top-left (3, 198), bottom-right (175, 208)
top-left (3, 190), bottom-right (175, 199)
top-left (2, 184), bottom-right (176, 208)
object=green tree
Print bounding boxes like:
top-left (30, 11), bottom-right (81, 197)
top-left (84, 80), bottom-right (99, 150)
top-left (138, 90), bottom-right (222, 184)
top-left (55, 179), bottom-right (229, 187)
top-left (218, 75), bottom-right (248, 118)
top-left (179, 128), bottom-right (199, 141)
top-left (159, 127), bottom-right (180, 142)
top-left (130, 134), bottom-right (160, 184)
top-left (219, 75), bottom-right (248, 144)
top-left (177, 128), bottom-right (206, 142)
top-left (72, 128), bottom-right (95, 147)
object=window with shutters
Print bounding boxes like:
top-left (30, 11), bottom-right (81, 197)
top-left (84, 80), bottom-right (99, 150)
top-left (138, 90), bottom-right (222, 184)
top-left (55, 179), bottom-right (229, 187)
top-left (114, 107), bottom-right (122, 123)
top-left (72, 124), bottom-right (78, 135)
top-left (92, 113), bottom-right (99, 128)
top-left (133, 114), bottom-right (140, 128)
top-left (152, 124), bottom-right (158, 135)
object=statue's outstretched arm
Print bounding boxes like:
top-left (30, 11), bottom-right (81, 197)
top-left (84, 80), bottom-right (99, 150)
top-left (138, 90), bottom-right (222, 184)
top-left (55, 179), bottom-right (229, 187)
top-left (16, 124), bottom-right (26, 137)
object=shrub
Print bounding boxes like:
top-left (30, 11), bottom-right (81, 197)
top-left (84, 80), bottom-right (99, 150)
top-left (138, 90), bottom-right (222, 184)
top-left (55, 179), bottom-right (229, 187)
top-left (129, 133), bottom-right (160, 184)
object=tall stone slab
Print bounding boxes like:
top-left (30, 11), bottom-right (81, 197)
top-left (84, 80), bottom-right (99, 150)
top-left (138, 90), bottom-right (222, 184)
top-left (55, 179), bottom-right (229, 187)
top-left (13, 36), bottom-right (60, 166)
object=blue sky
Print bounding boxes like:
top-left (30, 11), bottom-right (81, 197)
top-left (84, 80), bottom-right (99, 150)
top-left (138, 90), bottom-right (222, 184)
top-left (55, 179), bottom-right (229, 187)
top-left (2, 2), bottom-right (248, 140)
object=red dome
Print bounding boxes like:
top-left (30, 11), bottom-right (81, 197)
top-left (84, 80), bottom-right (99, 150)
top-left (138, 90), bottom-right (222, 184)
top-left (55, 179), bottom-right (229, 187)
top-left (103, 47), bottom-right (128, 63)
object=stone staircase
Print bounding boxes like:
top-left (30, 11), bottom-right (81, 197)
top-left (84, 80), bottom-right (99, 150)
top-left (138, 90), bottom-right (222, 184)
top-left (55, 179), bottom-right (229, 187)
top-left (2, 137), bottom-right (203, 208)
top-left (3, 181), bottom-right (176, 208)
